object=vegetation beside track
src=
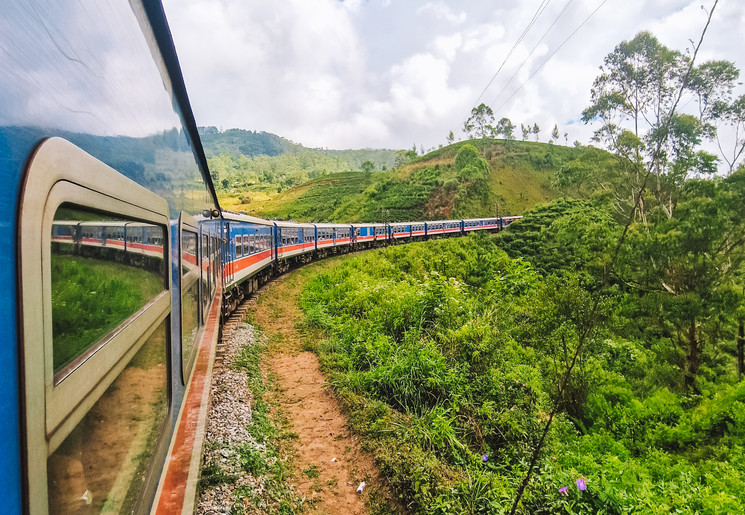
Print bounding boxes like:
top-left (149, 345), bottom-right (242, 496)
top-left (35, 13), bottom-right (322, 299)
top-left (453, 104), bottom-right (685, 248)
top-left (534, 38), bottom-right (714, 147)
top-left (300, 229), bottom-right (745, 513)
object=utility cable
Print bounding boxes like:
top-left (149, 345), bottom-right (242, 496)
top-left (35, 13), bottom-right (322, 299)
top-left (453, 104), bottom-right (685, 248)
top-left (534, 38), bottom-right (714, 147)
top-left (473, 0), bottom-right (553, 106)
top-left (488, 0), bottom-right (574, 108)
top-left (492, 0), bottom-right (609, 114)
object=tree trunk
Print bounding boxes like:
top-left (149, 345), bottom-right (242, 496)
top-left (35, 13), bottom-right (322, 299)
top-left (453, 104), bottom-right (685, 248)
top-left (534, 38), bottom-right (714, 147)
top-left (685, 318), bottom-right (701, 392)
top-left (738, 321), bottom-right (744, 380)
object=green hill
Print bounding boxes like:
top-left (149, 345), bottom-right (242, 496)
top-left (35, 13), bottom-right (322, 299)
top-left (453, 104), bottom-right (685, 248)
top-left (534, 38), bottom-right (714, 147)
top-left (227, 139), bottom-right (599, 222)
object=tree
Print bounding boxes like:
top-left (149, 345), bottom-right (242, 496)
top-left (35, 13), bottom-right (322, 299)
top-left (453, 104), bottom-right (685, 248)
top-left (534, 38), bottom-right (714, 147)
top-left (714, 94), bottom-right (745, 174)
top-left (618, 171), bottom-right (745, 390)
top-left (453, 144), bottom-right (490, 206)
top-left (496, 117), bottom-right (515, 141)
top-left (463, 103), bottom-right (496, 151)
top-left (447, 130), bottom-right (455, 145)
top-left (532, 123), bottom-right (540, 141)
top-left (551, 124), bottom-right (560, 143)
top-left (360, 161), bottom-right (375, 173)
top-left (581, 30), bottom-right (727, 221)
top-left (521, 124), bottom-right (530, 141)
top-left (582, 28), bottom-right (737, 220)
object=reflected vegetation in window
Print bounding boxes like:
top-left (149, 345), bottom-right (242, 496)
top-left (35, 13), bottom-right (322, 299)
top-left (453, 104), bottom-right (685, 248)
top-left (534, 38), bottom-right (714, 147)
top-left (51, 204), bottom-right (166, 374)
top-left (47, 321), bottom-right (168, 513)
top-left (181, 229), bottom-right (200, 374)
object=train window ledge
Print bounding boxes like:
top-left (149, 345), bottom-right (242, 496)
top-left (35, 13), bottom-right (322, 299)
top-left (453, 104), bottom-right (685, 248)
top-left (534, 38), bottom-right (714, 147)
top-left (19, 137), bottom-right (172, 513)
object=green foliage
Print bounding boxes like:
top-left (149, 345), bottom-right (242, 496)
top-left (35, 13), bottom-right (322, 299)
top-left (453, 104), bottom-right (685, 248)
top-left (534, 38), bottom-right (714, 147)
top-left (51, 255), bottom-right (162, 371)
top-left (301, 222), bottom-right (745, 512)
top-left (223, 137), bottom-right (589, 222)
top-left (497, 198), bottom-right (619, 286)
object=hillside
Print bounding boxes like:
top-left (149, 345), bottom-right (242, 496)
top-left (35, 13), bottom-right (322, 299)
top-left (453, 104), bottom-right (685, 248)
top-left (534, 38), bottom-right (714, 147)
top-left (200, 127), bottom-right (399, 186)
top-left (225, 139), bottom-right (597, 222)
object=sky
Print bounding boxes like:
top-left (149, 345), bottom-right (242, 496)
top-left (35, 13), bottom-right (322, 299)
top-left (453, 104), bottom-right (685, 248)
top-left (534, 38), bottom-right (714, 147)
top-left (162, 0), bottom-right (745, 153)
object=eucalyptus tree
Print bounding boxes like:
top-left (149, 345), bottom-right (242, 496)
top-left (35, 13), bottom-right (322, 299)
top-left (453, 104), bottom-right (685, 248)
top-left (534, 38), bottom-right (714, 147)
top-left (463, 103), bottom-right (496, 152)
top-left (496, 117), bottom-right (515, 140)
top-left (582, 28), bottom-right (737, 221)
top-left (521, 123), bottom-right (530, 141)
top-left (713, 94), bottom-right (745, 174)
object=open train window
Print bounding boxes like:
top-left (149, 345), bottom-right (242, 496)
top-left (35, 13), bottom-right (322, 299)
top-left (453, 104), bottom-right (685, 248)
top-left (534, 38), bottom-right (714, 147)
top-left (19, 138), bottom-right (172, 514)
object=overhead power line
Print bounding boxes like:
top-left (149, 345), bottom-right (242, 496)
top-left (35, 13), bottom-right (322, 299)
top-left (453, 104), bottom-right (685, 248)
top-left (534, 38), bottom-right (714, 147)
top-left (473, 0), bottom-right (553, 106)
top-left (488, 0), bottom-right (574, 108)
top-left (492, 0), bottom-right (610, 114)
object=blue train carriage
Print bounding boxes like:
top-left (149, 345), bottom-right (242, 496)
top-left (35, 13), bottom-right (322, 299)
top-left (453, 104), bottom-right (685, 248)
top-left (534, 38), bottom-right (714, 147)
top-left (425, 219), bottom-right (462, 237)
top-left (314, 223), bottom-right (353, 258)
top-left (6, 1), bottom-right (226, 513)
top-left (222, 212), bottom-right (275, 314)
top-left (353, 222), bottom-right (388, 248)
top-left (500, 215), bottom-right (523, 228)
top-left (411, 222), bottom-right (427, 239)
top-left (463, 217), bottom-right (500, 232)
top-left (351, 223), bottom-right (374, 247)
top-left (274, 221), bottom-right (316, 272)
top-left (389, 222), bottom-right (413, 241)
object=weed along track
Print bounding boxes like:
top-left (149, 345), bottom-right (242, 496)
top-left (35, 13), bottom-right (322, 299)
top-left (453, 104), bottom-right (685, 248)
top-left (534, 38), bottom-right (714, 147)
top-left (252, 261), bottom-right (384, 513)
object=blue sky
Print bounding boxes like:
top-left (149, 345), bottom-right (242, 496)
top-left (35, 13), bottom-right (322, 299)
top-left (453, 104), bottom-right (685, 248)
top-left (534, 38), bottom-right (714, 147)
top-left (163, 0), bottom-right (744, 154)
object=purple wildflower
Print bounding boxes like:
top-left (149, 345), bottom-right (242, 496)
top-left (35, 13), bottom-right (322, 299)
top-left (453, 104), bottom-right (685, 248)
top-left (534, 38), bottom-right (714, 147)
top-left (481, 454), bottom-right (488, 462)
top-left (576, 478), bottom-right (587, 491)
top-left (558, 486), bottom-right (568, 496)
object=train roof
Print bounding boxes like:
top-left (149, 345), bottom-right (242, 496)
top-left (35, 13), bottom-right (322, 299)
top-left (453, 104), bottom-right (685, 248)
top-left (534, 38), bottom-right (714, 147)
top-left (221, 211), bottom-right (275, 226)
top-left (351, 222), bottom-right (386, 228)
top-left (273, 220), bottom-right (315, 229)
top-left (313, 222), bottom-right (352, 229)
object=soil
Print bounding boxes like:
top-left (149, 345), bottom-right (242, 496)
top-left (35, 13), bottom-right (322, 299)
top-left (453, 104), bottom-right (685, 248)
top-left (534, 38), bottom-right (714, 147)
top-left (253, 267), bottom-right (385, 514)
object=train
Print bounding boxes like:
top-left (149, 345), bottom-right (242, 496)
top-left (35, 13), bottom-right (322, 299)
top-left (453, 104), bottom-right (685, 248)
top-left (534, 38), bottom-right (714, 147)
top-left (1, 1), bottom-right (520, 514)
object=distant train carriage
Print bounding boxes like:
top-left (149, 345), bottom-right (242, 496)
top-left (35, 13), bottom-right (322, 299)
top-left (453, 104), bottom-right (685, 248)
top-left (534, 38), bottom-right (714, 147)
top-left (274, 221), bottom-right (315, 262)
top-left (500, 215), bottom-right (523, 228)
top-left (389, 222), bottom-right (412, 240)
top-left (352, 223), bottom-right (378, 247)
top-left (224, 213), bottom-right (274, 287)
top-left (411, 222), bottom-right (426, 238)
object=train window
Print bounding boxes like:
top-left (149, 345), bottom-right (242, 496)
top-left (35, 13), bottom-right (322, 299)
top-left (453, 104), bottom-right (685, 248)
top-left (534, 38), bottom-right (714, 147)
top-left (50, 205), bottom-right (166, 375)
top-left (212, 235), bottom-right (219, 294)
top-left (47, 320), bottom-right (168, 513)
top-left (19, 138), bottom-right (172, 514)
top-left (201, 233), bottom-right (211, 322)
top-left (249, 234), bottom-right (254, 254)
top-left (236, 235), bottom-right (243, 257)
top-left (242, 234), bottom-right (249, 255)
top-left (181, 227), bottom-right (200, 377)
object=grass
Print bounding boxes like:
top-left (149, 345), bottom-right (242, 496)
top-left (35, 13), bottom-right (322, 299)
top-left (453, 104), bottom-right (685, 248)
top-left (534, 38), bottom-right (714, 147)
top-left (51, 253), bottom-right (164, 371)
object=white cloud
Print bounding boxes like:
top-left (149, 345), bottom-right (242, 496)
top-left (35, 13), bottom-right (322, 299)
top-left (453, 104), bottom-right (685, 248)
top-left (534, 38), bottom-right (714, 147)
top-left (163, 0), bottom-right (745, 152)
top-left (417, 2), bottom-right (467, 25)
top-left (431, 33), bottom-right (462, 62)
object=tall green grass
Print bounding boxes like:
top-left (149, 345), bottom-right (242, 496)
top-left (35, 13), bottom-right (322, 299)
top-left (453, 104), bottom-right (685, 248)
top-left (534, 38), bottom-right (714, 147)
top-left (51, 254), bottom-right (163, 371)
top-left (301, 233), bottom-right (745, 513)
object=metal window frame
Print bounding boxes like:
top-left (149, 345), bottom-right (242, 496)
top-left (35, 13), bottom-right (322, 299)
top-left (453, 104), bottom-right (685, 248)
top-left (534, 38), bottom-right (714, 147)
top-left (18, 138), bottom-right (172, 513)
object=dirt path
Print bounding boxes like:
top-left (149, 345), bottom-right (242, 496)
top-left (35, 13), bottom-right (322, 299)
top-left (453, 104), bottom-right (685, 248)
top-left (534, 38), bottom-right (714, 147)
top-left (253, 264), bottom-right (384, 514)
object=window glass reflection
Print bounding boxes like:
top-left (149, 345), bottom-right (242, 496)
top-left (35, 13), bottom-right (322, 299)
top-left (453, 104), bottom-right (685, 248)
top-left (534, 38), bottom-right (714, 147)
top-left (51, 204), bottom-right (166, 374)
top-left (47, 321), bottom-right (168, 513)
top-left (181, 229), bottom-right (200, 374)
